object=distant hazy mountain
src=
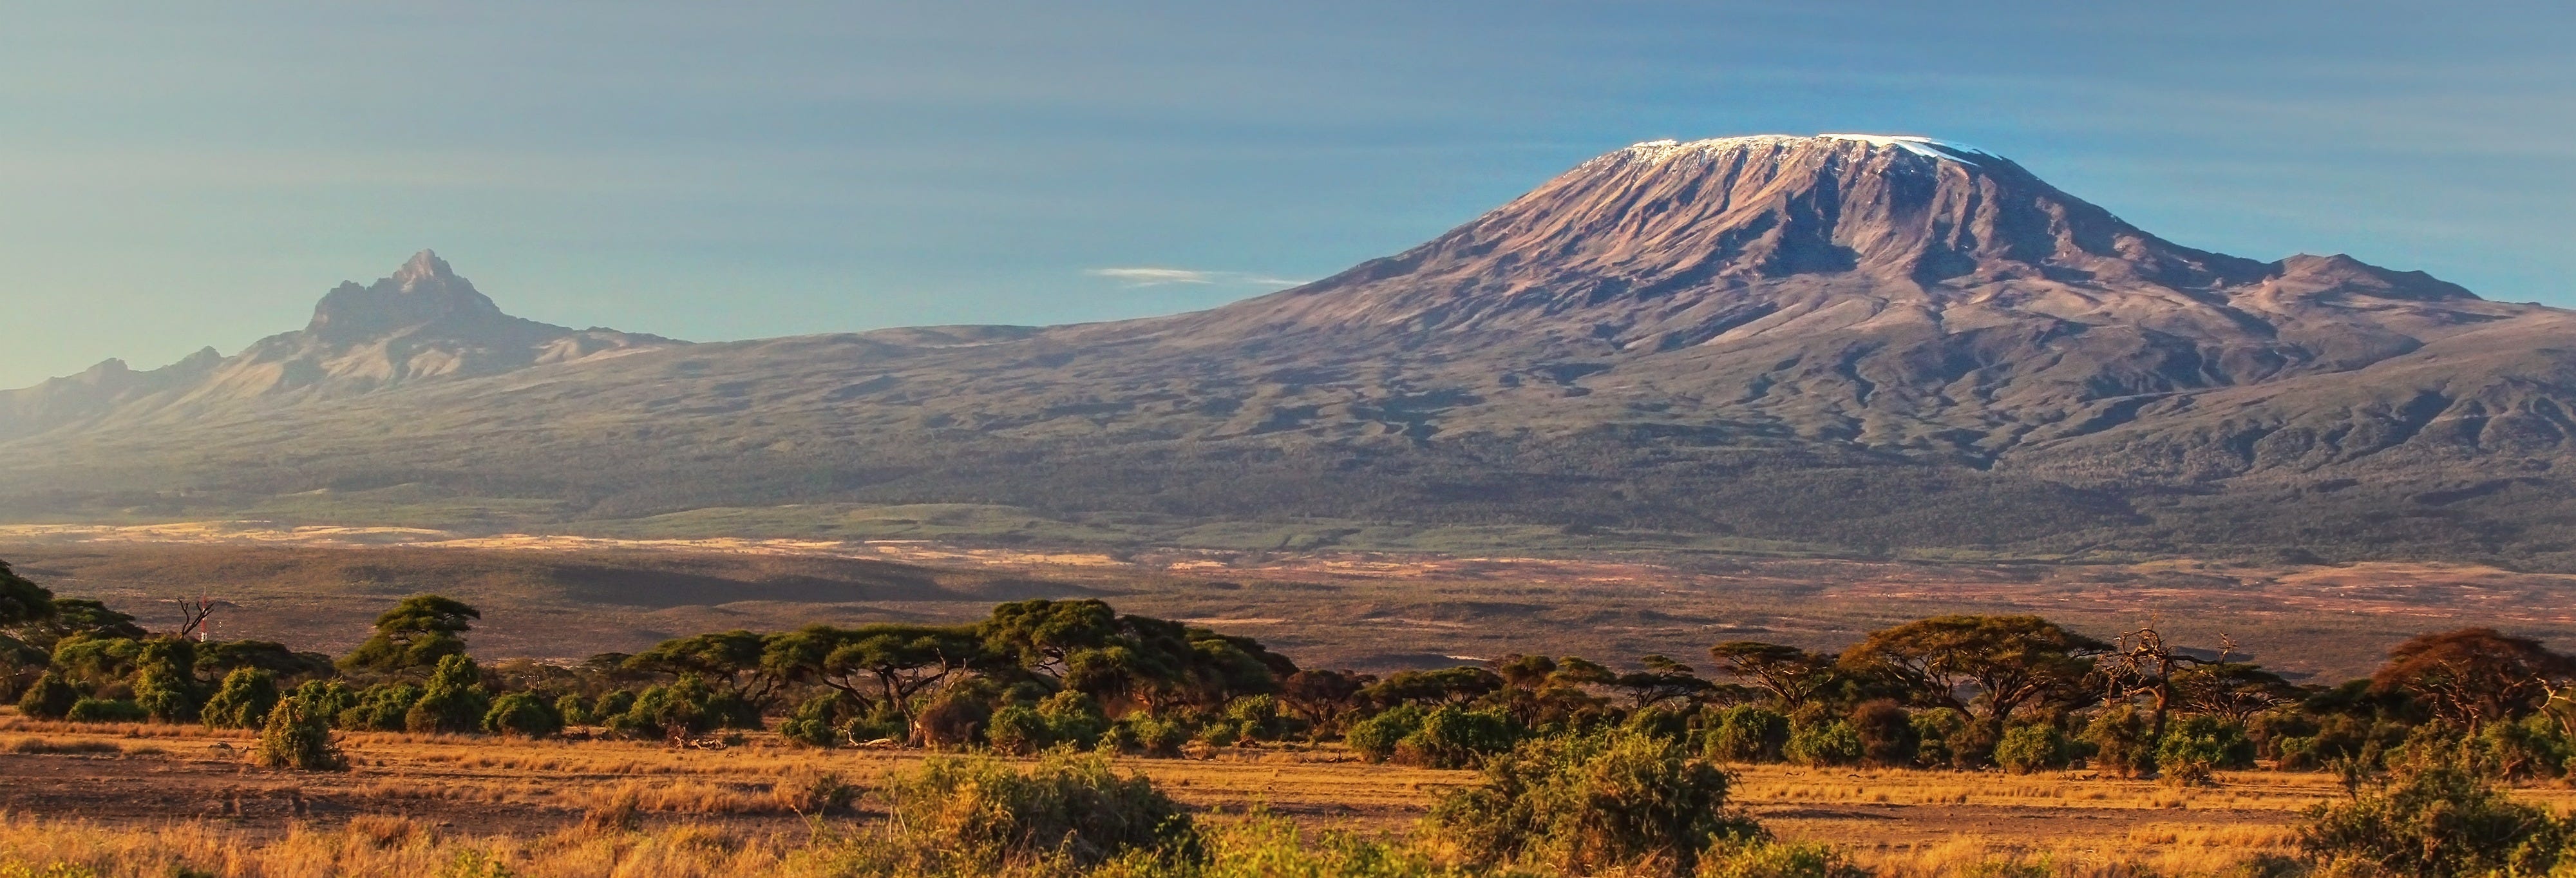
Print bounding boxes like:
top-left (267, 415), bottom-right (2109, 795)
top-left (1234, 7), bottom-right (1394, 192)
top-left (0, 251), bottom-right (679, 441)
top-left (8, 135), bottom-right (2575, 567)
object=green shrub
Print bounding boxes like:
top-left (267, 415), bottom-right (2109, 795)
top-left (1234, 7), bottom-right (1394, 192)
top-left (2473, 714), bottom-right (2571, 781)
top-left (16, 672), bottom-right (76, 720)
top-left (880, 750), bottom-right (1197, 871)
top-left (1038, 690), bottom-right (1108, 749)
top-left (1910, 708), bottom-right (1971, 768)
top-left (1849, 701), bottom-right (1918, 768)
top-left (200, 667), bottom-right (280, 730)
top-left (1217, 693), bottom-right (1291, 743)
top-left (1705, 705), bottom-right (1790, 763)
top-left (254, 692), bottom-right (347, 771)
top-left (594, 689), bottom-right (636, 719)
top-left (2081, 706), bottom-right (2155, 778)
top-left (989, 703), bottom-right (1053, 755)
top-left (554, 693), bottom-right (596, 727)
top-left (130, 638), bottom-right (201, 723)
top-left (1995, 724), bottom-right (2072, 774)
top-left (607, 674), bottom-right (721, 740)
top-left (337, 682), bottom-right (424, 731)
top-left (1345, 704), bottom-right (1426, 763)
top-left (1784, 721), bottom-right (1863, 768)
top-left (64, 697), bottom-right (147, 723)
top-left (1698, 837), bottom-right (1871, 878)
top-left (290, 680), bottom-right (357, 722)
top-left (1423, 727), bottom-right (1761, 877)
top-left (777, 692), bottom-right (849, 747)
top-left (404, 655), bottom-right (491, 734)
top-left (1627, 705), bottom-right (1693, 741)
top-left (2157, 715), bottom-right (2255, 780)
top-left (2300, 757), bottom-right (2570, 877)
top-left (1117, 714), bottom-right (1192, 758)
top-left (1128, 809), bottom-right (1451, 878)
top-left (911, 686), bottom-right (996, 749)
top-left (482, 692), bottom-right (563, 738)
top-left (1394, 705), bottom-right (1524, 769)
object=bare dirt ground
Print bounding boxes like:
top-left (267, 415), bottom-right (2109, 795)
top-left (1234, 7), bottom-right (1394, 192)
top-left (6, 522), bottom-right (2575, 678)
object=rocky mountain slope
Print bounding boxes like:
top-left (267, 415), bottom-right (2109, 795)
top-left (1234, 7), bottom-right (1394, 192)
top-left (6, 135), bottom-right (2573, 566)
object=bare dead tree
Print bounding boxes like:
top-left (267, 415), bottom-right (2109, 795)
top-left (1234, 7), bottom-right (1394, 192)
top-left (2099, 622), bottom-right (2228, 741)
top-left (171, 595), bottom-right (220, 641)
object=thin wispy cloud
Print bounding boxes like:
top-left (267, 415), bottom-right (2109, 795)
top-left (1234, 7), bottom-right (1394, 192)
top-left (1087, 267), bottom-right (1307, 288)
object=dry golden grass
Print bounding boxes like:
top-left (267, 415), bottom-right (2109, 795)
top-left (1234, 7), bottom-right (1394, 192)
top-left (0, 811), bottom-right (826, 878)
top-left (14, 717), bottom-right (2576, 876)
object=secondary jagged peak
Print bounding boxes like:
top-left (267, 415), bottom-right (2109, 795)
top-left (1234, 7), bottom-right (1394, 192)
top-left (307, 250), bottom-right (504, 339)
top-left (393, 249), bottom-right (455, 284)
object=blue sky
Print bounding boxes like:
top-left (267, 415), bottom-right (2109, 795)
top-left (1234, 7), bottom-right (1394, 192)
top-left (3, 1), bottom-right (2570, 387)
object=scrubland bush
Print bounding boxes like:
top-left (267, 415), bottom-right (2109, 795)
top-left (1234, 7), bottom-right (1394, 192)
top-left (1347, 705), bottom-right (1425, 763)
top-left (63, 698), bottom-right (146, 723)
top-left (554, 692), bottom-right (595, 726)
top-left (1423, 727), bottom-right (1759, 877)
top-left (1909, 708), bottom-right (1971, 768)
top-left (481, 692), bottom-right (562, 738)
top-left (875, 750), bottom-right (1197, 872)
top-left (1994, 724), bottom-right (2072, 774)
top-left (2081, 706), bottom-right (2154, 778)
top-left (1038, 690), bottom-right (1110, 749)
top-left (15, 673), bottom-right (75, 720)
top-left (1394, 706), bottom-right (1524, 769)
top-left (990, 703), bottom-right (1053, 755)
top-left (913, 687), bottom-right (996, 749)
top-left (607, 674), bottom-right (733, 740)
top-left (199, 668), bottom-right (278, 730)
top-left (1696, 838), bottom-right (1870, 878)
top-left (129, 639), bottom-right (200, 723)
top-left (254, 691), bottom-right (346, 771)
top-left (1704, 705), bottom-right (1789, 763)
top-left (778, 692), bottom-right (848, 747)
top-left (404, 655), bottom-right (491, 734)
top-left (338, 682), bottom-right (424, 732)
top-left (1848, 701), bottom-right (1918, 768)
top-left (2300, 755), bottom-right (2570, 877)
top-left (2157, 715), bottom-right (2255, 783)
top-left (1784, 721), bottom-right (1862, 768)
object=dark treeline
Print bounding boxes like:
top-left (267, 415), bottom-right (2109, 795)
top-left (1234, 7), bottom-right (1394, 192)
top-left (5, 556), bottom-right (2571, 783)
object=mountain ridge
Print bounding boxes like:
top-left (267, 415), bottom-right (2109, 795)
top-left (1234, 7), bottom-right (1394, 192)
top-left (5, 135), bottom-right (2572, 567)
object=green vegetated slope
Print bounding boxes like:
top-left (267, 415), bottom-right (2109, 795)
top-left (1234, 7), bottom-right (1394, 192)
top-left (6, 135), bottom-right (2576, 568)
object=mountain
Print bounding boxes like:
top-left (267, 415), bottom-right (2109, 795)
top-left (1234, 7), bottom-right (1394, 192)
top-left (0, 251), bottom-right (681, 441)
top-left (6, 135), bottom-right (2574, 567)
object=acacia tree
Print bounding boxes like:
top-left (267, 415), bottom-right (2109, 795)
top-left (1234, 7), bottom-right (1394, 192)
top-left (2175, 662), bottom-right (2300, 724)
top-left (1279, 669), bottom-right (1371, 732)
top-left (1707, 642), bottom-right (1837, 712)
top-left (1612, 655), bottom-right (1715, 710)
top-left (1362, 666), bottom-right (1506, 708)
top-left (764, 623), bottom-right (984, 723)
top-left (339, 595), bottom-right (480, 674)
top-left (627, 630), bottom-right (784, 714)
top-left (1486, 655), bottom-right (1613, 727)
top-left (2372, 627), bottom-right (2574, 729)
top-left (1839, 615), bottom-right (2107, 743)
